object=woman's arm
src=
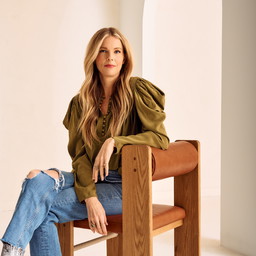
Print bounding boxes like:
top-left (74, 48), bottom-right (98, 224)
top-left (113, 77), bottom-right (169, 153)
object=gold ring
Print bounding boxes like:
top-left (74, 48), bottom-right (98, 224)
top-left (90, 222), bottom-right (96, 228)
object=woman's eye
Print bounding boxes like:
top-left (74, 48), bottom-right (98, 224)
top-left (114, 50), bottom-right (121, 54)
top-left (99, 49), bottom-right (107, 53)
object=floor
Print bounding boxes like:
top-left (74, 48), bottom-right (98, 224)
top-left (0, 196), bottom-right (245, 255)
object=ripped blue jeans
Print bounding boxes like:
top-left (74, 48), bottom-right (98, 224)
top-left (1, 169), bottom-right (122, 256)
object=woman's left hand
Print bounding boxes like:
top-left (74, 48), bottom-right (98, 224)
top-left (93, 137), bottom-right (115, 183)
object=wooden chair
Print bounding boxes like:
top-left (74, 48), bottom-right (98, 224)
top-left (56, 140), bottom-right (200, 255)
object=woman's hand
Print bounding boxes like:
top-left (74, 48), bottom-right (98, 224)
top-left (93, 137), bottom-right (115, 182)
top-left (85, 197), bottom-right (108, 235)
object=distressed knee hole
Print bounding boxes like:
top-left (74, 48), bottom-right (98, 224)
top-left (27, 169), bottom-right (41, 179)
top-left (45, 170), bottom-right (59, 180)
top-left (26, 169), bottom-right (59, 180)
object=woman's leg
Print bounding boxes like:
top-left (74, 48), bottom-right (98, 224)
top-left (1, 169), bottom-right (122, 256)
top-left (29, 171), bottom-right (83, 256)
top-left (1, 169), bottom-right (64, 255)
top-left (29, 171), bottom-right (122, 256)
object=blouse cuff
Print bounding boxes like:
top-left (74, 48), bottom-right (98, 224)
top-left (112, 136), bottom-right (128, 154)
top-left (75, 182), bottom-right (97, 202)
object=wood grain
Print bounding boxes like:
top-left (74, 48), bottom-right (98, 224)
top-left (153, 220), bottom-right (183, 236)
top-left (107, 234), bottom-right (123, 256)
top-left (122, 145), bottom-right (153, 256)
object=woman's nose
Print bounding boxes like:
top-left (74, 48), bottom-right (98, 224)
top-left (107, 53), bottom-right (114, 61)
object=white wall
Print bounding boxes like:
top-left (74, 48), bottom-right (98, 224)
top-left (143, 0), bottom-right (222, 197)
top-left (0, 0), bottom-right (120, 222)
top-left (221, 0), bottom-right (256, 255)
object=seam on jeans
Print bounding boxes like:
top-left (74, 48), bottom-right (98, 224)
top-left (16, 171), bottom-right (63, 246)
top-left (16, 186), bottom-right (52, 247)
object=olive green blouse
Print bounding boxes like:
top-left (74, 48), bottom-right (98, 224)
top-left (63, 77), bottom-right (169, 202)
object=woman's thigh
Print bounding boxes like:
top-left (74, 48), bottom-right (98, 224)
top-left (96, 182), bottom-right (122, 216)
top-left (50, 171), bottom-right (122, 223)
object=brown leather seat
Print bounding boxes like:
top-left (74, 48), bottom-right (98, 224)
top-left (74, 204), bottom-right (186, 234)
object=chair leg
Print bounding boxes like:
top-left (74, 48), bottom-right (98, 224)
top-left (174, 141), bottom-right (200, 256)
top-left (56, 222), bottom-right (74, 256)
top-left (174, 170), bottom-right (200, 255)
top-left (107, 234), bottom-right (123, 256)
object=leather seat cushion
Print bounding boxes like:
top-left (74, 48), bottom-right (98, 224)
top-left (74, 204), bottom-right (185, 234)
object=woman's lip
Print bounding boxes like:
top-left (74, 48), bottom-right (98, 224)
top-left (104, 64), bottom-right (115, 68)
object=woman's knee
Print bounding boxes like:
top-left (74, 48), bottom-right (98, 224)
top-left (45, 170), bottom-right (59, 179)
top-left (27, 169), bottom-right (41, 179)
top-left (26, 169), bottom-right (59, 180)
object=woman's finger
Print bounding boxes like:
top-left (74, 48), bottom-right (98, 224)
top-left (92, 165), bottom-right (99, 183)
top-left (89, 220), bottom-right (96, 233)
top-left (93, 138), bottom-right (115, 182)
top-left (99, 162), bottom-right (105, 181)
top-left (98, 223), bottom-right (106, 235)
top-left (90, 218), bottom-right (106, 235)
top-left (104, 163), bottom-right (109, 177)
top-left (101, 220), bottom-right (108, 235)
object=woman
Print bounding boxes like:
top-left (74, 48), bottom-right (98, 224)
top-left (1, 27), bottom-right (169, 256)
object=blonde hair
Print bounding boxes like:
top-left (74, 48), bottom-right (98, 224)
top-left (79, 27), bottom-right (134, 147)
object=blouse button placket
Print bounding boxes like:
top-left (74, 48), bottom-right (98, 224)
top-left (99, 96), bottom-right (112, 137)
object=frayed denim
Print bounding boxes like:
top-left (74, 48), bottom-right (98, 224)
top-left (1, 169), bottom-right (122, 256)
top-left (1, 243), bottom-right (24, 256)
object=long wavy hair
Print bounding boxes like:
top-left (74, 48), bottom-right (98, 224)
top-left (79, 27), bottom-right (134, 147)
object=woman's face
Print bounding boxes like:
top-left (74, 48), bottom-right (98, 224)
top-left (96, 36), bottom-right (125, 82)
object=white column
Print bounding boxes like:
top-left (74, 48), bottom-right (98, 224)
top-left (119, 0), bottom-right (145, 76)
top-left (221, 1), bottom-right (256, 255)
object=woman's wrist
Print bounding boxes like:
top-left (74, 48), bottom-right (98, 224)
top-left (109, 136), bottom-right (115, 144)
top-left (110, 137), bottom-right (117, 153)
top-left (84, 196), bottom-right (97, 203)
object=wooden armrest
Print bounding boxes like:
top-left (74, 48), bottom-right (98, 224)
top-left (151, 141), bottom-right (198, 181)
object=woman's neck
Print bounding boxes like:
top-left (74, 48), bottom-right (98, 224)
top-left (99, 76), bottom-right (117, 98)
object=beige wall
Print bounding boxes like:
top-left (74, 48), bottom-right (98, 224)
top-left (221, 0), bottom-right (256, 255)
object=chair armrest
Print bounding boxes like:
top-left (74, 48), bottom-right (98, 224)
top-left (152, 140), bottom-right (198, 181)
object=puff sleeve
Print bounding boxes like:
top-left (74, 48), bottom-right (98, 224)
top-left (63, 96), bottom-right (97, 202)
top-left (113, 77), bottom-right (169, 153)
